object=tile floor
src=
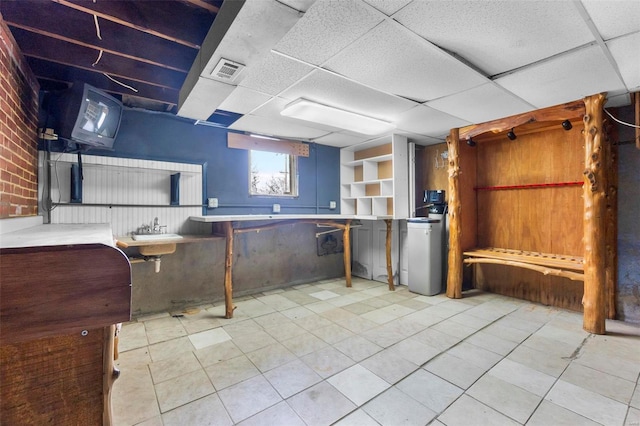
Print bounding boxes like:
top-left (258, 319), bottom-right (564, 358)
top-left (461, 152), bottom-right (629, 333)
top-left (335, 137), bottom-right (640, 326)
top-left (112, 277), bottom-right (640, 426)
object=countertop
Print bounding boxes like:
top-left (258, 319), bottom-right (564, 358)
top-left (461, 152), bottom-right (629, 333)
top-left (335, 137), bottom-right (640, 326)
top-left (188, 214), bottom-right (387, 222)
top-left (115, 234), bottom-right (221, 247)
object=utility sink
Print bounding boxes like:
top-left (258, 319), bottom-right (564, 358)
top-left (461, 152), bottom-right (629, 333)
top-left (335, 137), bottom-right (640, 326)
top-left (132, 233), bottom-right (183, 241)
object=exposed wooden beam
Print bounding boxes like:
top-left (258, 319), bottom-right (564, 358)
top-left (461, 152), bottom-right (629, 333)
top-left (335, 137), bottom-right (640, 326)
top-left (179, 0), bottom-right (220, 14)
top-left (52, 0), bottom-right (215, 49)
top-left (12, 28), bottom-right (185, 90)
top-left (1, 1), bottom-right (197, 72)
top-left (459, 99), bottom-right (585, 141)
top-left (27, 57), bottom-right (179, 106)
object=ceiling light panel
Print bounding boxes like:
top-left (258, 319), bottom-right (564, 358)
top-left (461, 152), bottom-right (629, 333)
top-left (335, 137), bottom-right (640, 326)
top-left (426, 83), bottom-right (534, 124)
top-left (580, 0), bottom-right (640, 40)
top-left (394, 105), bottom-right (471, 138)
top-left (606, 33), bottom-right (640, 91)
top-left (325, 20), bottom-right (487, 102)
top-left (495, 45), bottom-right (626, 109)
top-left (253, 97), bottom-right (346, 132)
top-left (217, 87), bottom-right (273, 114)
top-left (273, 0), bottom-right (383, 65)
top-left (280, 69), bottom-right (416, 122)
top-left (363, 0), bottom-right (413, 16)
top-left (394, 0), bottom-right (594, 76)
top-left (238, 52), bottom-right (314, 96)
top-left (228, 114), bottom-right (330, 140)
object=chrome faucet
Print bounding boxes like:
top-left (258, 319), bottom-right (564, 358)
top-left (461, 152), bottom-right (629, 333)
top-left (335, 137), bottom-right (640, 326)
top-left (152, 217), bottom-right (166, 234)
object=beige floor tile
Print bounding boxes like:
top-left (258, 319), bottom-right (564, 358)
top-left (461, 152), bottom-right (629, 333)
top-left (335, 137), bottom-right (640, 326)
top-left (327, 294), bottom-right (365, 307)
top-left (293, 313), bottom-right (333, 331)
top-left (561, 362), bottom-right (636, 404)
top-left (464, 330), bottom-right (520, 356)
top-left (507, 345), bottom-right (570, 377)
top-left (488, 358), bottom-right (556, 397)
top-left (467, 374), bottom-right (541, 423)
top-left (301, 346), bottom-right (355, 378)
top-left (194, 340), bottom-right (243, 367)
top-left (118, 322), bottom-right (148, 352)
top-left (361, 308), bottom-right (401, 325)
top-left (448, 312), bottom-right (494, 330)
top-left (627, 407), bottom-right (640, 426)
top-left (305, 300), bottom-right (336, 313)
top-left (321, 307), bottom-right (358, 322)
top-left (333, 409), bottom-right (379, 425)
top-left (188, 327), bottom-right (232, 350)
top-left (154, 369), bottom-right (215, 413)
top-left (447, 341), bottom-right (503, 370)
top-left (221, 319), bottom-right (263, 338)
top-left (281, 331), bottom-right (329, 357)
top-left (231, 329), bottom-right (277, 353)
top-left (263, 359), bottom-right (322, 398)
top-left (379, 303), bottom-right (416, 317)
top-left (396, 369), bottom-right (463, 413)
top-left (631, 385), bottom-right (640, 409)
top-left (287, 381), bottom-right (357, 425)
top-left (143, 316), bottom-right (183, 330)
top-left (438, 394), bottom-right (519, 426)
top-left (256, 294), bottom-right (300, 311)
top-left (264, 321), bottom-right (307, 342)
top-left (218, 375), bottom-right (282, 423)
top-left (135, 312), bottom-right (170, 322)
top-left (112, 364), bottom-right (160, 426)
top-left (482, 322), bottom-right (532, 343)
top-left (361, 296), bottom-right (394, 309)
top-left (360, 348), bottom-right (419, 384)
top-left (523, 331), bottom-right (584, 357)
top-left (281, 289), bottom-right (321, 305)
top-left (495, 315), bottom-right (544, 333)
top-left (133, 416), bottom-right (164, 426)
top-left (246, 342), bottom-right (297, 373)
top-left (309, 289), bottom-right (340, 300)
top-left (328, 364), bottom-right (390, 406)
top-left (148, 336), bottom-right (196, 362)
top-left (333, 335), bottom-right (383, 362)
top-left (546, 380), bottom-right (629, 425)
top-left (180, 317), bottom-right (222, 335)
top-left (363, 387), bottom-right (437, 426)
top-left (338, 315), bottom-right (379, 334)
top-left (536, 320), bottom-right (590, 347)
top-left (161, 393), bottom-right (233, 426)
top-left (280, 305), bottom-right (315, 319)
top-left (253, 311), bottom-right (291, 328)
top-left (574, 349), bottom-right (640, 382)
top-left (361, 323), bottom-right (410, 348)
top-left (205, 354), bottom-right (260, 390)
top-left (412, 328), bottom-right (462, 351)
top-left (149, 351), bottom-right (202, 384)
top-left (237, 401), bottom-right (305, 426)
top-left (311, 323), bottom-right (355, 344)
top-left (424, 353), bottom-right (487, 389)
top-left (115, 346), bottom-right (151, 368)
top-left (388, 337), bottom-right (441, 366)
top-left (342, 301), bottom-right (378, 315)
top-left (527, 400), bottom-right (600, 426)
top-left (145, 319), bottom-right (188, 345)
top-left (431, 318), bottom-right (478, 339)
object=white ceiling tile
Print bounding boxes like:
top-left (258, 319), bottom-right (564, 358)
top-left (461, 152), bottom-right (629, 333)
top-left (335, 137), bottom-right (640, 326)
top-left (273, 0), bottom-right (384, 65)
top-left (278, 0), bottom-right (318, 12)
top-left (606, 32), bottom-right (640, 91)
top-left (495, 45), bottom-right (627, 109)
top-left (363, 0), bottom-right (412, 16)
top-left (280, 69), bottom-right (417, 122)
top-left (395, 0), bottom-right (595, 76)
top-left (581, 0), bottom-right (640, 40)
top-left (395, 105), bottom-right (471, 138)
top-left (426, 83), bottom-right (535, 124)
top-left (177, 78), bottom-right (236, 120)
top-left (228, 114), bottom-right (329, 140)
top-left (325, 20), bottom-right (488, 102)
top-left (239, 52), bottom-right (314, 96)
top-left (217, 87), bottom-right (273, 114)
top-left (397, 132), bottom-right (444, 146)
top-left (311, 132), bottom-right (372, 148)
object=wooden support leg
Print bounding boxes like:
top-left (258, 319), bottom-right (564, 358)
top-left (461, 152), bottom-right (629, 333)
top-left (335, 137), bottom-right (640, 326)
top-left (223, 221), bottom-right (235, 319)
top-left (343, 219), bottom-right (352, 287)
top-left (582, 93), bottom-right (607, 335)
top-left (446, 128), bottom-right (463, 299)
top-left (385, 219), bottom-right (395, 291)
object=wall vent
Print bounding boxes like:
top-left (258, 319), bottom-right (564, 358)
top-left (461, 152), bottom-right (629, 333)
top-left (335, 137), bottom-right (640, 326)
top-left (211, 58), bottom-right (245, 82)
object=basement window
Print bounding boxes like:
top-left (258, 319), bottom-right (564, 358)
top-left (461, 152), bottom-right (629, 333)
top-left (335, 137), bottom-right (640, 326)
top-left (249, 150), bottom-right (298, 197)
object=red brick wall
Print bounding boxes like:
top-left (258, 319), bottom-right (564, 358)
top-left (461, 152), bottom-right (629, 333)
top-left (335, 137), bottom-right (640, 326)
top-left (0, 15), bottom-right (39, 218)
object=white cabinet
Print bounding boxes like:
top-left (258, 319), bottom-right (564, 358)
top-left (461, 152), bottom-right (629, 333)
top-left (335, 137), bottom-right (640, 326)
top-left (340, 134), bottom-right (409, 219)
top-left (352, 220), bottom-right (399, 283)
top-left (399, 220), bottom-right (409, 285)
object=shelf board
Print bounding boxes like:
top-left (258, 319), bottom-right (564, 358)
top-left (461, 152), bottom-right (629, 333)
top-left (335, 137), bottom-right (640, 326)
top-left (350, 178), bottom-right (393, 186)
top-left (343, 154), bottom-right (393, 166)
top-left (48, 159), bottom-right (200, 176)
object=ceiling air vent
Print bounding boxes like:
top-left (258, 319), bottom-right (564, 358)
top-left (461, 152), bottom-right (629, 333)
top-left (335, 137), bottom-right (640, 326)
top-left (211, 58), bottom-right (245, 82)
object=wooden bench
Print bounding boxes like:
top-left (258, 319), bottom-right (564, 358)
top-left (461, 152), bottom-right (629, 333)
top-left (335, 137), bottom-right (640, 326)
top-left (463, 247), bottom-right (584, 282)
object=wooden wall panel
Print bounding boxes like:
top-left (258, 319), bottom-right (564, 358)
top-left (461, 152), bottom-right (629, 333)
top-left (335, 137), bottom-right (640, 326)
top-left (354, 143), bottom-right (392, 160)
top-left (419, 143), bottom-right (449, 195)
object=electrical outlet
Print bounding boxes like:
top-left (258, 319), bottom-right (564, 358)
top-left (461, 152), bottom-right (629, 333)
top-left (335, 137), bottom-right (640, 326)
top-left (207, 198), bottom-right (218, 208)
top-left (272, 203), bottom-right (280, 213)
top-left (329, 200), bottom-right (337, 210)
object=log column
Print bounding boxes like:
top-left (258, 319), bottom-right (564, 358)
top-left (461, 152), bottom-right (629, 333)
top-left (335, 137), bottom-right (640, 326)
top-left (604, 119), bottom-right (618, 319)
top-left (385, 219), bottom-right (395, 291)
top-left (223, 221), bottom-right (235, 319)
top-left (343, 219), bottom-right (352, 287)
top-left (446, 128), bottom-right (463, 299)
top-left (582, 93), bottom-right (607, 334)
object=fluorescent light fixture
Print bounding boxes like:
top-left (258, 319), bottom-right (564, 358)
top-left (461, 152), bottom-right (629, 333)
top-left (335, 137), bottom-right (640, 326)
top-left (250, 133), bottom-right (280, 141)
top-left (280, 99), bottom-right (395, 136)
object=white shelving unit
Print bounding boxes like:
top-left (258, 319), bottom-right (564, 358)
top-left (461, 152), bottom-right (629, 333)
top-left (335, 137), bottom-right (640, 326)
top-left (340, 134), bottom-right (409, 219)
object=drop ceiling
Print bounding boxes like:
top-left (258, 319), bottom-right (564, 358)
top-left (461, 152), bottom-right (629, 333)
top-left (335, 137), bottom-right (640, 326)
top-left (2, 0), bottom-right (639, 148)
top-left (178, 0), bottom-right (640, 147)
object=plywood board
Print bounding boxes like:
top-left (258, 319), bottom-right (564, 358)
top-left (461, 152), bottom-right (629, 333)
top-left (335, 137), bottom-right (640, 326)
top-left (378, 160), bottom-right (393, 179)
top-left (354, 143), bottom-right (392, 160)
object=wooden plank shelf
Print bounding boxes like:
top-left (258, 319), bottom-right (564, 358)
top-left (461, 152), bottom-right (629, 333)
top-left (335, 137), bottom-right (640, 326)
top-left (463, 247), bottom-right (584, 281)
top-left (474, 181), bottom-right (583, 191)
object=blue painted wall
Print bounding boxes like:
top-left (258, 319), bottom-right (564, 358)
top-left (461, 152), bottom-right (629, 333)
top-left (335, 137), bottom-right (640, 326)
top-left (88, 108), bottom-right (341, 215)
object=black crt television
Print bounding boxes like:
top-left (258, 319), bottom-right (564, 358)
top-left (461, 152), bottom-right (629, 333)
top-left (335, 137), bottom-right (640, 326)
top-left (56, 82), bottom-right (123, 150)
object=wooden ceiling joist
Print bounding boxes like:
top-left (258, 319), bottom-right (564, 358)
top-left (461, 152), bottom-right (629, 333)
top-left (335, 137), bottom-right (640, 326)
top-left (52, 0), bottom-right (216, 49)
top-left (1, 1), bottom-right (197, 72)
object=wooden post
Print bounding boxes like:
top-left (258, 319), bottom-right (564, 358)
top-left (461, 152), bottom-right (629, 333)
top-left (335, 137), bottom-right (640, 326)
top-left (385, 219), bottom-right (395, 291)
top-left (343, 219), bottom-right (352, 287)
top-left (223, 221), bottom-right (235, 319)
top-left (582, 93), bottom-right (607, 334)
top-left (446, 128), bottom-right (463, 299)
